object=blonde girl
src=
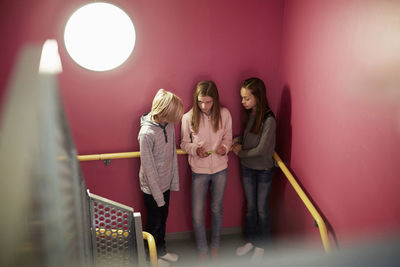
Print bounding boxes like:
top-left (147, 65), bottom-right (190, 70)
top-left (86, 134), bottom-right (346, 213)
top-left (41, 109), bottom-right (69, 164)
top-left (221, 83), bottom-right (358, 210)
top-left (138, 89), bottom-right (183, 265)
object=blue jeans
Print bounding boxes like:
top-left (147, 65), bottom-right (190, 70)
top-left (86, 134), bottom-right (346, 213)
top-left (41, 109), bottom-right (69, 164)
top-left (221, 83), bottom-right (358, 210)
top-left (241, 164), bottom-right (273, 247)
top-left (191, 169), bottom-right (227, 253)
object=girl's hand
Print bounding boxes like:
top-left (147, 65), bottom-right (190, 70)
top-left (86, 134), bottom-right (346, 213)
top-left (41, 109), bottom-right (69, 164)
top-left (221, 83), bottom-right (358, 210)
top-left (232, 137), bottom-right (239, 144)
top-left (196, 147), bottom-right (209, 158)
top-left (215, 144), bottom-right (227, 155)
top-left (231, 143), bottom-right (242, 156)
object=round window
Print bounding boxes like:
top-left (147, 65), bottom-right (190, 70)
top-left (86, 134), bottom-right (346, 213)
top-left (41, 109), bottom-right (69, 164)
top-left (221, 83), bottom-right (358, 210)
top-left (64, 3), bottom-right (136, 71)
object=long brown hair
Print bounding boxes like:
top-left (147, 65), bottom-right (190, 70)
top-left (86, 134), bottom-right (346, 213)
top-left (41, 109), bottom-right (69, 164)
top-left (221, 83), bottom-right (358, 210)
top-left (241, 78), bottom-right (272, 134)
top-left (191, 81), bottom-right (221, 134)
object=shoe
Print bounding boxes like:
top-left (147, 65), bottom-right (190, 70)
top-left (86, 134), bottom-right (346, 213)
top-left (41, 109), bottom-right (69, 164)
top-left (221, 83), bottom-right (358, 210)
top-left (236, 242), bottom-right (254, 256)
top-left (210, 247), bottom-right (219, 260)
top-left (251, 247), bottom-right (264, 261)
top-left (157, 258), bottom-right (170, 267)
top-left (160, 252), bottom-right (179, 262)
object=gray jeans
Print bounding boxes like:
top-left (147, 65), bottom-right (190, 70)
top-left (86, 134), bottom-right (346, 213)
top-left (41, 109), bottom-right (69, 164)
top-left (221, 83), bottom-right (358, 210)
top-left (191, 169), bottom-right (227, 253)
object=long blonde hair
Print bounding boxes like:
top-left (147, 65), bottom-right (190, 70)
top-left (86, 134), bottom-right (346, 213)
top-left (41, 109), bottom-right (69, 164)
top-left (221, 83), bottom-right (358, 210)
top-left (150, 89), bottom-right (183, 123)
top-left (191, 81), bottom-right (221, 133)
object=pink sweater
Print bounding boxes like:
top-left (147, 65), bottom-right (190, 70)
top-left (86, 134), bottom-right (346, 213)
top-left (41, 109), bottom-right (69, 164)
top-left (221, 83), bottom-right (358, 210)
top-left (180, 107), bottom-right (232, 174)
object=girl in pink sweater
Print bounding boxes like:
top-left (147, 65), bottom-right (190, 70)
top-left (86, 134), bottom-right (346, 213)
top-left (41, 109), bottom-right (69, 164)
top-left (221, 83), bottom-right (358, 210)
top-left (181, 80), bottom-right (232, 260)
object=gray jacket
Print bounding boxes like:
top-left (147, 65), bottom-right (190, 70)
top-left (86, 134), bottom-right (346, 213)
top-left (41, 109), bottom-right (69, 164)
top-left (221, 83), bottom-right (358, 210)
top-left (138, 113), bottom-right (179, 207)
top-left (238, 113), bottom-right (276, 170)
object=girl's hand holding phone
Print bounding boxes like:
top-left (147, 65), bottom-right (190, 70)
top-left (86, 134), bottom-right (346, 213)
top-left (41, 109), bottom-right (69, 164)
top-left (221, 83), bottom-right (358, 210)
top-left (196, 147), bottom-right (210, 158)
top-left (215, 144), bottom-right (227, 155)
top-left (232, 143), bottom-right (242, 155)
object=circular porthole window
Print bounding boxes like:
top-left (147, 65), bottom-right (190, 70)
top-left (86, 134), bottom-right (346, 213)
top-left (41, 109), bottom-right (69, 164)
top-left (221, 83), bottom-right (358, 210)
top-left (64, 2), bottom-right (136, 71)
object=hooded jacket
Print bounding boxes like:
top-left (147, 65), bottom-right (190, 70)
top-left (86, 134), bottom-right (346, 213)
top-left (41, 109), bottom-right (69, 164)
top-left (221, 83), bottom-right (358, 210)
top-left (180, 107), bottom-right (232, 174)
top-left (138, 113), bottom-right (179, 207)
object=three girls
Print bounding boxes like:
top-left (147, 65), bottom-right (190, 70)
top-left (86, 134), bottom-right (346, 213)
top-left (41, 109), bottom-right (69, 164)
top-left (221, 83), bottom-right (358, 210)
top-left (139, 78), bottom-right (275, 263)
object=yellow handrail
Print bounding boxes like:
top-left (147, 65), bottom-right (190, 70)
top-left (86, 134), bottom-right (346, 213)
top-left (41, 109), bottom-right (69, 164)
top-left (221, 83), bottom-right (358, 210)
top-left (77, 149), bottom-right (187, 161)
top-left (78, 149), bottom-right (331, 252)
top-left (143, 231), bottom-right (157, 267)
top-left (273, 152), bottom-right (331, 252)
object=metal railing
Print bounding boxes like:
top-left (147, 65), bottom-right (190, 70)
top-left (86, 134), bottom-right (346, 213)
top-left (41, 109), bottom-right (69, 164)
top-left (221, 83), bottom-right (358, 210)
top-left (78, 149), bottom-right (331, 253)
top-left (272, 152), bottom-right (331, 252)
top-left (143, 232), bottom-right (157, 267)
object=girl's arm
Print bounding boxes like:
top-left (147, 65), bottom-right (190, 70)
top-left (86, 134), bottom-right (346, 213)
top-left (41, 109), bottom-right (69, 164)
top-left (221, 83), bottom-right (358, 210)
top-left (170, 128), bottom-right (179, 191)
top-left (231, 135), bottom-right (242, 155)
top-left (238, 117), bottom-right (276, 158)
top-left (139, 134), bottom-right (165, 207)
top-left (233, 136), bottom-right (242, 144)
top-left (220, 108), bottom-right (233, 153)
top-left (180, 113), bottom-right (199, 155)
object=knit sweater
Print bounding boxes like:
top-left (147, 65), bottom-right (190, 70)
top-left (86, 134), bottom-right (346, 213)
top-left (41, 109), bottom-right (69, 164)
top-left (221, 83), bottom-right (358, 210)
top-left (181, 107), bottom-right (232, 174)
top-left (138, 113), bottom-right (179, 207)
top-left (238, 113), bottom-right (276, 170)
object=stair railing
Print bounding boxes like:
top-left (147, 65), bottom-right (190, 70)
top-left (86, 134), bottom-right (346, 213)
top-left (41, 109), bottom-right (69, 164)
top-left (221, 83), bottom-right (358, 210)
top-left (78, 149), bottom-right (331, 253)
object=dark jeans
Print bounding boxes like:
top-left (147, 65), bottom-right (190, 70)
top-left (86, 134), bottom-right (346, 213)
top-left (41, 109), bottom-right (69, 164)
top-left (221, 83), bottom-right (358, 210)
top-left (241, 164), bottom-right (273, 248)
top-left (143, 190), bottom-right (170, 256)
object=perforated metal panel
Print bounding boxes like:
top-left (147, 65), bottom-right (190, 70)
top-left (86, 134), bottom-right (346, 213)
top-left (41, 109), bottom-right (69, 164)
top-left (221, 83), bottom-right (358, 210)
top-left (0, 44), bottom-right (146, 267)
top-left (0, 45), bottom-right (92, 267)
top-left (88, 191), bottom-right (137, 267)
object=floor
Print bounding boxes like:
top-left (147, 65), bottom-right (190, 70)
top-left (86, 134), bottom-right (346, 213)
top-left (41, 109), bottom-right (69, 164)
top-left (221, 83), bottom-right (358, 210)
top-left (161, 232), bottom-right (400, 267)
top-left (160, 232), bottom-right (324, 267)
top-left (165, 233), bottom-right (247, 267)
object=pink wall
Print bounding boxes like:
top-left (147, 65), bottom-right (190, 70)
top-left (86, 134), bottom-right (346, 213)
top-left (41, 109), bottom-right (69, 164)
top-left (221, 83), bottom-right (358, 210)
top-left (2, 0), bottom-right (398, 248)
top-left (277, 0), bottom-right (400, 244)
top-left (0, 0), bottom-right (284, 234)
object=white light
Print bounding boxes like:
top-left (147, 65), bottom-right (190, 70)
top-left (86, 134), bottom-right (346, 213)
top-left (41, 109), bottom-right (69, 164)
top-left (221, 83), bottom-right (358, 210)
top-left (64, 3), bottom-right (136, 71)
top-left (39, 39), bottom-right (63, 74)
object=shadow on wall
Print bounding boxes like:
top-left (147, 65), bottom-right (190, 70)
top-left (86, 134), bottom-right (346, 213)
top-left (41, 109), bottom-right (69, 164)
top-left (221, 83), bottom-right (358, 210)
top-left (270, 85), bottom-right (339, 248)
top-left (270, 85), bottom-right (292, 239)
top-left (276, 85), bottom-right (292, 163)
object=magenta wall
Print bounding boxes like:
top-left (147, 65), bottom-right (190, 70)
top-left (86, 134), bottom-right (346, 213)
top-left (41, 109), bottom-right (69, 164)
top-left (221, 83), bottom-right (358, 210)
top-left (277, 0), bottom-right (400, 244)
top-left (0, 0), bottom-right (284, 234)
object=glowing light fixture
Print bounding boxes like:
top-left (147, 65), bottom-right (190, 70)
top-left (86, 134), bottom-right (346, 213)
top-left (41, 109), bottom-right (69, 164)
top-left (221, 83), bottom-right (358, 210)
top-left (64, 3), bottom-right (136, 71)
top-left (39, 39), bottom-right (63, 74)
